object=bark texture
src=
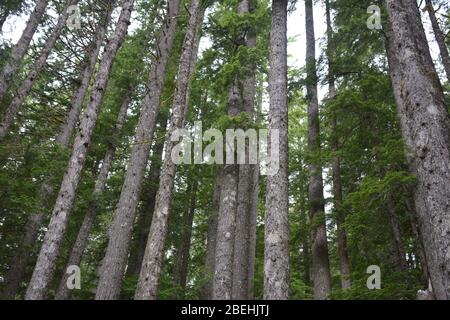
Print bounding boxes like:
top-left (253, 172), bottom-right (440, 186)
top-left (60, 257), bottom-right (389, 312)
top-left (0, 0), bottom-right (48, 103)
top-left (55, 90), bottom-right (131, 300)
top-left (325, 0), bottom-right (350, 290)
top-left (263, 0), bottom-right (289, 300)
top-left (134, 0), bottom-right (204, 300)
top-left (385, 0), bottom-right (450, 300)
top-left (94, 0), bottom-right (181, 300)
top-left (305, 0), bottom-right (331, 300)
top-left (231, 0), bottom-right (257, 301)
top-left (25, 0), bottom-right (134, 300)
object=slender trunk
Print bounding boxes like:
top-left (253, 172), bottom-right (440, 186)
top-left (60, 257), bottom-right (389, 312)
top-left (263, 0), bottom-right (289, 300)
top-left (0, 0), bottom-right (49, 103)
top-left (134, 1), bottom-right (204, 300)
top-left (200, 169), bottom-right (222, 300)
top-left (25, 0), bottom-right (134, 300)
top-left (326, 0), bottom-right (350, 290)
top-left (385, 0), bottom-right (450, 300)
top-left (247, 161), bottom-right (259, 299)
top-left (54, 90), bottom-right (131, 300)
top-left (425, 0), bottom-right (450, 83)
top-left (387, 196), bottom-right (408, 272)
top-left (0, 0), bottom-right (78, 141)
top-left (305, 0), bottom-right (331, 300)
top-left (56, 1), bottom-right (113, 146)
top-left (95, 0), bottom-right (181, 300)
top-left (125, 137), bottom-right (165, 278)
top-left (231, 0), bottom-right (257, 301)
top-left (174, 181), bottom-right (197, 295)
top-left (0, 6), bottom-right (113, 299)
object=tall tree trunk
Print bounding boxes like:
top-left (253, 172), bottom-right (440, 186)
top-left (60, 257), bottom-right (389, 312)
top-left (0, 0), bottom-right (78, 141)
top-left (263, 0), bottom-right (289, 300)
top-left (387, 196), bottom-right (408, 272)
top-left (200, 169), bottom-right (222, 300)
top-left (25, 0), bottom-right (134, 300)
top-left (384, 0), bottom-right (450, 300)
top-left (0, 6), bottom-right (113, 299)
top-left (174, 181), bottom-right (198, 295)
top-left (0, 0), bottom-right (49, 103)
top-left (94, 0), bottom-right (181, 300)
top-left (424, 0), bottom-right (450, 83)
top-left (134, 1), bottom-right (204, 300)
top-left (56, 1), bottom-right (113, 146)
top-left (125, 136), bottom-right (165, 278)
top-left (305, 0), bottom-right (331, 300)
top-left (231, 0), bottom-right (257, 301)
top-left (54, 89), bottom-right (131, 300)
top-left (325, 0), bottom-right (351, 290)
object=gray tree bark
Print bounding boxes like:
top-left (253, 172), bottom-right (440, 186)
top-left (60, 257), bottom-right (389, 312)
top-left (0, 6), bottom-right (113, 299)
top-left (134, 0), bottom-right (204, 300)
top-left (385, 0), bottom-right (450, 300)
top-left (305, 0), bottom-right (331, 300)
top-left (424, 0), bottom-right (450, 83)
top-left (0, 0), bottom-right (77, 141)
top-left (325, 0), bottom-right (350, 290)
top-left (54, 90), bottom-right (131, 300)
top-left (24, 0), bottom-right (134, 300)
top-left (174, 181), bottom-right (197, 295)
top-left (0, 0), bottom-right (48, 103)
top-left (231, 0), bottom-right (257, 301)
top-left (263, 0), bottom-right (289, 300)
top-left (94, 0), bottom-right (181, 300)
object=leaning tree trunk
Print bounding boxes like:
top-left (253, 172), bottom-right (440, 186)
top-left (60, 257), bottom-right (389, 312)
top-left (134, 0), bottom-right (204, 300)
top-left (54, 89), bottom-right (131, 300)
top-left (305, 0), bottom-right (331, 300)
top-left (125, 135), bottom-right (165, 278)
top-left (24, 0), bottom-right (134, 300)
top-left (424, 0), bottom-right (450, 83)
top-left (0, 0), bottom-right (48, 103)
top-left (56, 1), bottom-right (113, 146)
top-left (385, 0), bottom-right (450, 300)
top-left (0, 0), bottom-right (77, 141)
top-left (325, 0), bottom-right (351, 290)
top-left (95, 0), bottom-right (181, 300)
top-left (263, 0), bottom-right (289, 301)
top-left (0, 5), bottom-right (113, 299)
top-left (231, 0), bottom-right (257, 301)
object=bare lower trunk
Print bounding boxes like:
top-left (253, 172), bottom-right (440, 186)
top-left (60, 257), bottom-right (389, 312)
top-left (385, 0), bottom-right (450, 300)
top-left (231, 0), bottom-right (257, 301)
top-left (174, 182), bottom-right (197, 295)
top-left (56, 2), bottom-right (113, 146)
top-left (200, 170), bottom-right (222, 300)
top-left (55, 91), bottom-right (131, 300)
top-left (25, 0), bottom-right (134, 300)
top-left (134, 1), bottom-right (204, 300)
top-left (305, 0), bottom-right (331, 300)
top-left (125, 138), bottom-right (165, 278)
top-left (0, 0), bottom-right (48, 103)
top-left (263, 0), bottom-right (289, 300)
top-left (95, 0), bottom-right (181, 300)
top-left (425, 0), bottom-right (450, 83)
